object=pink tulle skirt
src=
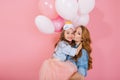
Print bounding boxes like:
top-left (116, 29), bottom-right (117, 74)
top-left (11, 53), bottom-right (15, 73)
top-left (39, 58), bottom-right (77, 80)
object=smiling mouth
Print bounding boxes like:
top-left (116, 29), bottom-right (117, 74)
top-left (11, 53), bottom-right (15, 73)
top-left (67, 38), bottom-right (73, 41)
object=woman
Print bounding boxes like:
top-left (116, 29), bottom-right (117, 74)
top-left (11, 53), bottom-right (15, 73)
top-left (68, 25), bottom-right (93, 80)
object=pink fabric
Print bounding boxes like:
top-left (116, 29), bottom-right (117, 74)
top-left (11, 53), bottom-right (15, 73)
top-left (39, 58), bottom-right (77, 80)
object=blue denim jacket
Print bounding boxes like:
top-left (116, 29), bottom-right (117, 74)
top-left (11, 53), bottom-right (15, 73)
top-left (66, 48), bottom-right (88, 77)
top-left (53, 41), bottom-right (77, 61)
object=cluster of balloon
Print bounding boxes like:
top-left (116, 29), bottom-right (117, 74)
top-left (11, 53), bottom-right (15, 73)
top-left (35, 0), bottom-right (95, 34)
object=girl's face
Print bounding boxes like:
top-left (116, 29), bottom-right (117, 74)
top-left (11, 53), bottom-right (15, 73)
top-left (74, 27), bottom-right (82, 42)
top-left (64, 28), bottom-right (74, 42)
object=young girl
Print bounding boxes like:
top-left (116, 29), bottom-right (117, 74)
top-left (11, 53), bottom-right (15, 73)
top-left (39, 22), bottom-right (81, 80)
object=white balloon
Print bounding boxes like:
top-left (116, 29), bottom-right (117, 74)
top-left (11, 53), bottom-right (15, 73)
top-left (79, 14), bottom-right (89, 26)
top-left (55, 0), bottom-right (78, 20)
top-left (71, 14), bottom-right (81, 27)
top-left (35, 15), bottom-right (55, 34)
top-left (78, 0), bottom-right (95, 14)
top-left (72, 14), bottom-right (89, 26)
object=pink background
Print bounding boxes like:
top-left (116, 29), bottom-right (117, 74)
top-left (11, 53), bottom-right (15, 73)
top-left (0, 0), bottom-right (120, 80)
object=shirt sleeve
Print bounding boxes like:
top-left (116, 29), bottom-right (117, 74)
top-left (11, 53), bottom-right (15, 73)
top-left (77, 49), bottom-right (88, 77)
top-left (57, 41), bottom-right (77, 56)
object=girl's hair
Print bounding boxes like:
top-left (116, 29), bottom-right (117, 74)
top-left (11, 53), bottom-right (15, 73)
top-left (72, 25), bottom-right (92, 70)
top-left (55, 30), bottom-right (70, 47)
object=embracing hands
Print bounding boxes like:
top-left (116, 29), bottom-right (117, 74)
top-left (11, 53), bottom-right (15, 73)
top-left (76, 43), bottom-right (82, 55)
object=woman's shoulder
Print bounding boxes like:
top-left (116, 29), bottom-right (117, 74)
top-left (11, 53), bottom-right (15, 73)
top-left (77, 49), bottom-right (88, 59)
top-left (82, 49), bottom-right (88, 55)
top-left (82, 49), bottom-right (87, 53)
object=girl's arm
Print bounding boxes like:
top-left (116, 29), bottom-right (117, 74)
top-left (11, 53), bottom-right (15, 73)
top-left (57, 41), bottom-right (77, 56)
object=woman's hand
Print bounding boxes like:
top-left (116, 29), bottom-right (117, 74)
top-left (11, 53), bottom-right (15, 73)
top-left (69, 72), bottom-right (84, 80)
top-left (76, 43), bottom-right (82, 55)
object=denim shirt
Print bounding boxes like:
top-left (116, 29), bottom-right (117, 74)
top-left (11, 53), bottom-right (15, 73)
top-left (67, 48), bottom-right (89, 77)
top-left (53, 41), bottom-right (77, 61)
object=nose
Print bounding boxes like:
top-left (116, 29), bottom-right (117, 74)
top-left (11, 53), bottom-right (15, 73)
top-left (70, 34), bottom-right (74, 37)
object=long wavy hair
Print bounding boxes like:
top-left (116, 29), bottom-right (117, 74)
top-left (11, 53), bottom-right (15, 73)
top-left (72, 25), bottom-right (92, 70)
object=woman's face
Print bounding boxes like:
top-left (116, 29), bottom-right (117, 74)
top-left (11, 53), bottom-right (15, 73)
top-left (74, 27), bottom-right (82, 42)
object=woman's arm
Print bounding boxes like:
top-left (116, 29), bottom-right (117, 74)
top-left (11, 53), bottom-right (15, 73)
top-left (77, 49), bottom-right (88, 77)
top-left (69, 49), bottom-right (88, 80)
top-left (69, 72), bottom-right (84, 80)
